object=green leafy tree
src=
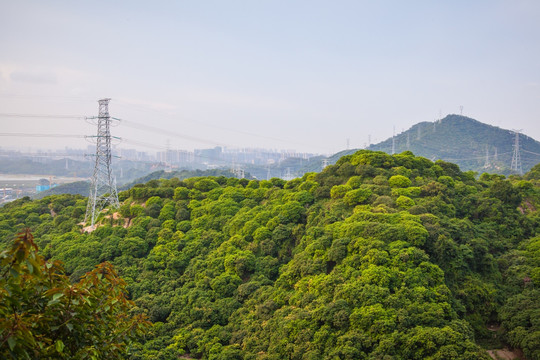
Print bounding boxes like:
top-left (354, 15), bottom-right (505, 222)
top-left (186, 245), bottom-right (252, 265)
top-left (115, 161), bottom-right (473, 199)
top-left (388, 175), bottom-right (412, 188)
top-left (0, 230), bottom-right (150, 359)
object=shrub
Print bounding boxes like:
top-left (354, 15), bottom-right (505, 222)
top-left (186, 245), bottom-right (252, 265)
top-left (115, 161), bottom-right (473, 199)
top-left (388, 175), bottom-right (412, 188)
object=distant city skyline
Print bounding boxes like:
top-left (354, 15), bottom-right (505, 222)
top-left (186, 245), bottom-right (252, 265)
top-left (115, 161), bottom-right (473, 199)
top-left (1, 1), bottom-right (539, 154)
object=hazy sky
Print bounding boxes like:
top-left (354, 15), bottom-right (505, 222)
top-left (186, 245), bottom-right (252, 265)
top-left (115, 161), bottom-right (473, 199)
top-left (1, 0), bottom-right (539, 155)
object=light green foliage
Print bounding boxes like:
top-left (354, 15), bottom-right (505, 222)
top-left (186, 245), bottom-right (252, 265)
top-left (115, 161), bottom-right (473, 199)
top-left (388, 174), bottom-right (412, 188)
top-left (396, 195), bottom-right (415, 209)
top-left (438, 175), bottom-right (455, 188)
top-left (346, 176), bottom-right (363, 189)
top-left (158, 203), bottom-right (175, 221)
top-left (330, 185), bottom-right (351, 199)
top-left (392, 186), bottom-right (422, 198)
top-left (173, 187), bottom-right (189, 201)
top-left (1, 155), bottom-right (539, 359)
top-left (298, 180), bottom-right (318, 192)
top-left (145, 196), bottom-right (163, 207)
top-left (343, 187), bottom-right (372, 206)
top-left (373, 175), bottom-right (388, 185)
top-left (194, 178), bottom-right (220, 192)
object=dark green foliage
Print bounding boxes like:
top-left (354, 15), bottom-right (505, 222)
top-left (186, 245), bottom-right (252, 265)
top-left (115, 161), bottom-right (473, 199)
top-left (1, 153), bottom-right (540, 359)
top-left (0, 230), bottom-right (150, 359)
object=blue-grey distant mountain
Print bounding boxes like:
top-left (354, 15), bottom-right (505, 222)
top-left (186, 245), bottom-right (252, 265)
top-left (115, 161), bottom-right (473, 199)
top-left (309, 115), bottom-right (540, 175)
top-left (369, 114), bottom-right (540, 174)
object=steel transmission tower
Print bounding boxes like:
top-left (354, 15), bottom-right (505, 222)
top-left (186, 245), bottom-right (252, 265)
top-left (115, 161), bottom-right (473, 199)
top-left (391, 126), bottom-right (396, 154)
top-left (85, 98), bottom-right (120, 226)
top-left (510, 130), bottom-right (523, 175)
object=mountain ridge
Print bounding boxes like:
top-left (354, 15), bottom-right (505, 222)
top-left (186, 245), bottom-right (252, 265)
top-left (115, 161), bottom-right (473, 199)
top-left (302, 115), bottom-right (540, 176)
top-left (368, 114), bottom-right (540, 174)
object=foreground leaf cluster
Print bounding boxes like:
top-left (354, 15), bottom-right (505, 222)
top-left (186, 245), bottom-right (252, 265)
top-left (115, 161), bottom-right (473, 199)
top-left (0, 230), bottom-right (150, 359)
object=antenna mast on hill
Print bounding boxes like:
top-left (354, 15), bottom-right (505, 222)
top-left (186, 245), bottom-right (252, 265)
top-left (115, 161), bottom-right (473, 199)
top-left (510, 129), bottom-right (523, 175)
top-left (85, 98), bottom-right (120, 226)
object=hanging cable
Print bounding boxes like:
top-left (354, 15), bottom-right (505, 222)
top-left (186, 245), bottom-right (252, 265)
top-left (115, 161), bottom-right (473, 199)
top-left (0, 132), bottom-right (86, 138)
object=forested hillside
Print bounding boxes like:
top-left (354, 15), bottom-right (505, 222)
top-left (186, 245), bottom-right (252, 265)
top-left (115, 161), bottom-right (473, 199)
top-left (369, 115), bottom-right (540, 174)
top-left (312, 115), bottom-right (540, 176)
top-left (30, 169), bottom-right (239, 200)
top-left (1, 150), bottom-right (540, 359)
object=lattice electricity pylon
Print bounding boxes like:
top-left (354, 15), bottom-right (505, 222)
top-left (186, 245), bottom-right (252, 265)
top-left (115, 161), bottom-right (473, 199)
top-left (85, 98), bottom-right (121, 226)
top-left (510, 129), bottom-right (523, 175)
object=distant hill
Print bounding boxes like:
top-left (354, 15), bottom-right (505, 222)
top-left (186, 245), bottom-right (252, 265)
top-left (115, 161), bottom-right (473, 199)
top-left (305, 115), bottom-right (540, 175)
top-left (117, 168), bottom-right (239, 191)
top-left (31, 169), bottom-right (241, 199)
top-left (368, 114), bottom-right (540, 174)
top-left (31, 181), bottom-right (90, 199)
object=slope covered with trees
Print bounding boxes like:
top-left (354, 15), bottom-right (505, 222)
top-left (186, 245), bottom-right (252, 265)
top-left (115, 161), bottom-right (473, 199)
top-left (368, 115), bottom-right (540, 174)
top-left (310, 115), bottom-right (540, 176)
top-left (1, 150), bottom-right (539, 359)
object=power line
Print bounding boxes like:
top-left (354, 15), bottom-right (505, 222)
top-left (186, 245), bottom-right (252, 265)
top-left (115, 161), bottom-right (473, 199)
top-left (0, 132), bottom-right (85, 138)
top-left (122, 138), bottom-right (258, 168)
top-left (0, 134), bottom-right (260, 168)
top-left (0, 113), bottom-right (84, 119)
top-left (0, 112), bottom-right (232, 148)
top-left (0, 110), bottom-right (329, 153)
top-left (522, 149), bottom-right (540, 157)
top-left (442, 151), bottom-right (513, 162)
top-left (0, 94), bottom-right (96, 101)
top-left (0, 153), bottom-right (88, 158)
top-left (114, 100), bottom-right (326, 150)
top-left (121, 119), bottom-right (227, 148)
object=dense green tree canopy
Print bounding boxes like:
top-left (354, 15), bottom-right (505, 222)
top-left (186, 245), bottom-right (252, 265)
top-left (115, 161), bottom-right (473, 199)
top-left (1, 151), bottom-right (539, 359)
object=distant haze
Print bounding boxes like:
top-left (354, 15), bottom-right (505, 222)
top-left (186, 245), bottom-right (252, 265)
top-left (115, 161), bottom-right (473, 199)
top-left (1, 1), bottom-right (539, 155)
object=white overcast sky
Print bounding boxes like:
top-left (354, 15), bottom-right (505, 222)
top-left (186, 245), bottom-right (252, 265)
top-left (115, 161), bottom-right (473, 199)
top-left (1, 0), bottom-right (539, 154)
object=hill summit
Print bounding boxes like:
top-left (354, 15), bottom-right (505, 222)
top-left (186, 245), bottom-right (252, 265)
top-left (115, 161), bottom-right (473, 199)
top-left (367, 114), bottom-right (540, 174)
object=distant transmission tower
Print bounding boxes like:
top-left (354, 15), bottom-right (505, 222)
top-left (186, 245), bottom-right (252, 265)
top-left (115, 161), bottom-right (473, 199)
top-left (484, 145), bottom-right (490, 168)
top-left (510, 130), bottom-right (523, 175)
top-left (284, 167), bottom-right (292, 180)
top-left (322, 158), bottom-right (329, 170)
top-left (391, 126), bottom-right (396, 155)
top-left (85, 98), bottom-right (120, 226)
top-left (231, 160), bottom-right (245, 179)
